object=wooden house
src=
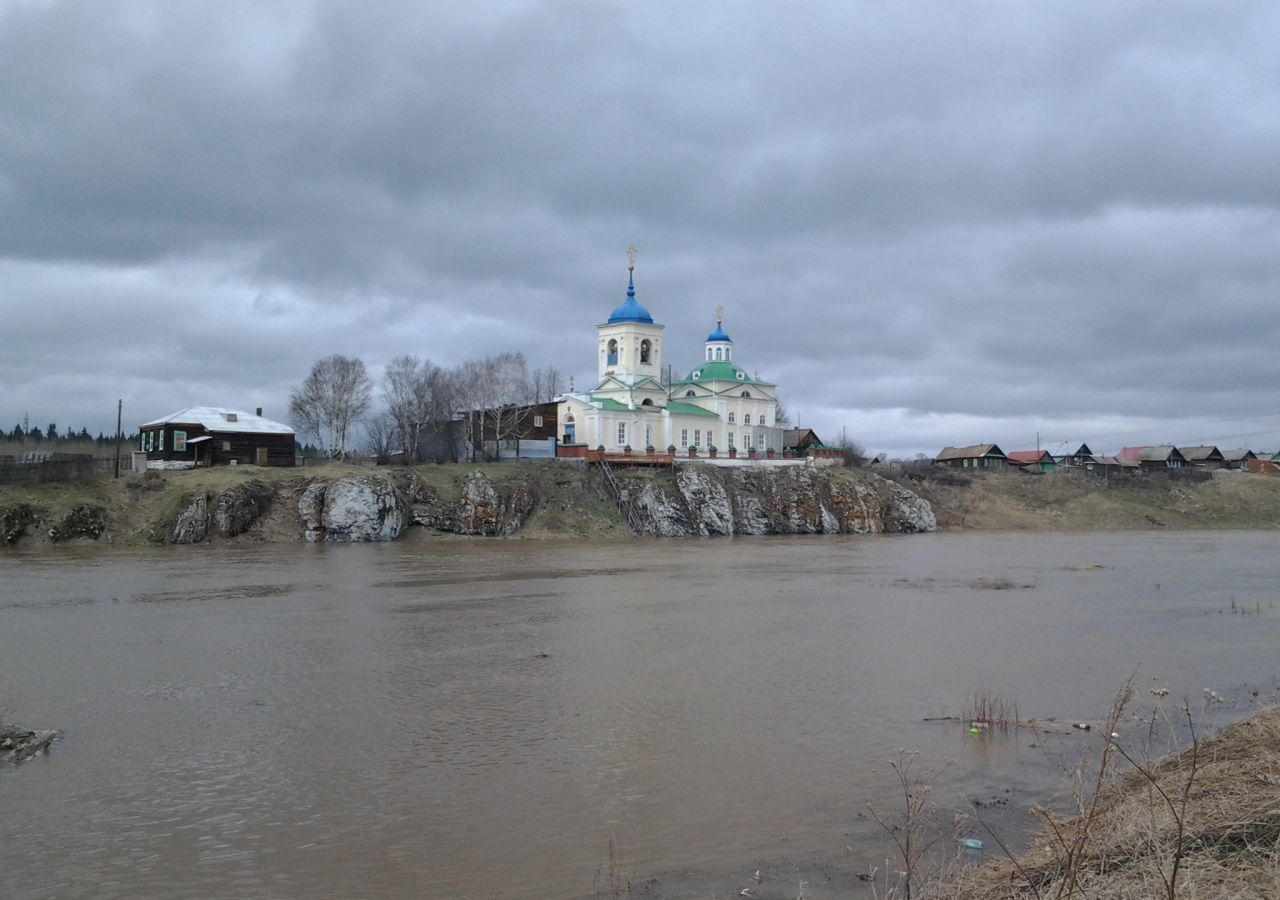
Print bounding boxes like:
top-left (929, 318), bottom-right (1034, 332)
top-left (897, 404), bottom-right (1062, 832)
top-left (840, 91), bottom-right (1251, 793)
top-left (1053, 443), bottom-right (1097, 469)
top-left (782, 428), bottom-right (823, 453)
top-left (1177, 446), bottom-right (1226, 469)
top-left (1117, 446), bottom-right (1187, 470)
top-left (138, 407), bottom-right (295, 467)
top-left (1220, 449), bottom-right (1257, 470)
top-left (1007, 450), bottom-right (1057, 473)
top-left (934, 444), bottom-right (1009, 470)
top-left (1089, 455), bottom-right (1135, 477)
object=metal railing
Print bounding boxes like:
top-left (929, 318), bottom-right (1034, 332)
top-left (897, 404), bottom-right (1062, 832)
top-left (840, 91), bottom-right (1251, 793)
top-left (595, 459), bottom-right (646, 534)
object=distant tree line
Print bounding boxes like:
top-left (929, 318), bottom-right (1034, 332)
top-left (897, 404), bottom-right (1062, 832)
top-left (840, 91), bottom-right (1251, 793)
top-left (289, 352), bottom-right (563, 463)
top-left (3, 423), bottom-right (138, 447)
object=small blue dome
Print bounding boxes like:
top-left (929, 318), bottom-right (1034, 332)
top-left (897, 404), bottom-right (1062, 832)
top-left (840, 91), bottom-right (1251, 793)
top-left (607, 271), bottom-right (654, 324)
top-left (706, 324), bottom-right (732, 343)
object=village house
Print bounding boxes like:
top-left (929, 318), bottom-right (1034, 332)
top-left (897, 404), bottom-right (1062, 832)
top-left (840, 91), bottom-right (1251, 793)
top-left (1220, 449), bottom-right (1257, 470)
top-left (1007, 450), bottom-right (1057, 473)
top-left (1177, 446), bottom-right (1226, 469)
top-left (933, 444), bottom-right (1009, 470)
top-left (782, 428), bottom-right (824, 454)
top-left (1053, 443), bottom-right (1097, 469)
top-left (1117, 446), bottom-right (1187, 470)
top-left (138, 407), bottom-right (295, 468)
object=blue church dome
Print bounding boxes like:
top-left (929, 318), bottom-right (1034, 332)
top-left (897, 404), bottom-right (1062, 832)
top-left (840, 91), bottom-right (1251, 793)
top-left (607, 270), bottom-right (654, 324)
top-left (706, 324), bottom-right (732, 343)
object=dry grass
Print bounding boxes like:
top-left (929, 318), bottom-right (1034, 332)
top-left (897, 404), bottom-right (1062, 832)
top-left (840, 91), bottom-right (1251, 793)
top-left (940, 705), bottom-right (1280, 899)
top-left (963, 689), bottom-right (1020, 730)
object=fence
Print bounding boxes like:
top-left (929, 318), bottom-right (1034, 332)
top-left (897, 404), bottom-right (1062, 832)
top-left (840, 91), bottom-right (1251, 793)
top-left (0, 453), bottom-right (116, 484)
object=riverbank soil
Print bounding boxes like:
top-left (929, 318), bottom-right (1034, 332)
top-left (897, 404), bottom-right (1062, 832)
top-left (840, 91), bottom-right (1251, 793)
top-left (892, 469), bottom-right (1280, 531)
top-left (942, 707), bottom-right (1280, 899)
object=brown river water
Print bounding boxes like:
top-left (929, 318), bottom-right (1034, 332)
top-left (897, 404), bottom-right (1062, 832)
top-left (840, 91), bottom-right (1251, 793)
top-left (2, 532), bottom-right (1279, 899)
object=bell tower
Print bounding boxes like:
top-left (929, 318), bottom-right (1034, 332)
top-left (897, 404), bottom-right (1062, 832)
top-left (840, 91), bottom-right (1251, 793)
top-left (597, 246), bottom-right (664, 384)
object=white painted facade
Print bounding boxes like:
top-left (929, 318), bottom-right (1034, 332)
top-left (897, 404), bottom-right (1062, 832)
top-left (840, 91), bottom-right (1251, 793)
top-left (558, 266), bottom-right (784, 454)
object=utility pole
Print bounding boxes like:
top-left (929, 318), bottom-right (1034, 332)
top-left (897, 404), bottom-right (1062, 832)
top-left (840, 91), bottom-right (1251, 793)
top-left (114, 399), bottom-right (122, 478)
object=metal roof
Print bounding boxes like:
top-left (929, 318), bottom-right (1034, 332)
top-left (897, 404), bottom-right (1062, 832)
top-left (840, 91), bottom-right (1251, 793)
top-left (140, 407), bottom-right (293, 435)
top-left (1177, 446), bottom-right (1224, 461)
top-left (935, 444), bottom-right (1006, 461)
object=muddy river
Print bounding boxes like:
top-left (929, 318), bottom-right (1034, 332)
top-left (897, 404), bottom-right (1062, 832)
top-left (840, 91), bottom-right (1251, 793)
top-left (2, 532), bottom-right (1278, 899)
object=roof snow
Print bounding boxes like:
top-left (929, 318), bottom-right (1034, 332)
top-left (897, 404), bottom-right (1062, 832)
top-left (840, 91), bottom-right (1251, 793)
top-left (140, 406), bottom-right (294, 435)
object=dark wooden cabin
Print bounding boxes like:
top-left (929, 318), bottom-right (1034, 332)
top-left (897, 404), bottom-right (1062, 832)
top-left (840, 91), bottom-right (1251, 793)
top-left (934, 444), bottom-right (1009, 470)
top-left (138, 407), bottom-right (296, 467)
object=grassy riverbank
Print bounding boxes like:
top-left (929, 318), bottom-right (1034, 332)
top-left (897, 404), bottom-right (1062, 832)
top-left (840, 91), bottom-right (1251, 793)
top-left (941, 705), bottom-right (1280, 899)
top-left (3, 463), bottom-right (1280, 546)
top-left (892, 469), bottom-right (1280, 531)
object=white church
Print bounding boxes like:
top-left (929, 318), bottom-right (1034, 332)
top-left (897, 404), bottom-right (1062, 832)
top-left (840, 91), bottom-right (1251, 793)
top-left (558, 255), bottom-right (784, 456)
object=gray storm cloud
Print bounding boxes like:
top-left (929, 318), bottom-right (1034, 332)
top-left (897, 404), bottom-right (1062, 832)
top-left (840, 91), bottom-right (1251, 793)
top-left (3, 0), bottom-right (1279, 457)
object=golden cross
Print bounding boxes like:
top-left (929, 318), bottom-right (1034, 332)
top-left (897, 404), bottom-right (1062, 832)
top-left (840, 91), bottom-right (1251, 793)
top-left (626, 245), bottom-right (637, 271)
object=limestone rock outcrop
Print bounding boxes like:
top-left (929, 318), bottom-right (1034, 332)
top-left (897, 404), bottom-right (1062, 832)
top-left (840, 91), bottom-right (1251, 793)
top-left (630, 465), bottom-right (936, 537)
top-left (455, 472), bottom-right (537, 536)
top-left (213, 481), bottom-right (274, 538)
top-left (301, 476), bottom-right (411, 543)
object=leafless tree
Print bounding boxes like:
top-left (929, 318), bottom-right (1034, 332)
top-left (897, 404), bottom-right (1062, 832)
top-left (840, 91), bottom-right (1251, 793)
top-left (530, 366), bottom-right (563, 403)
top-left (382, 354), bottom-right (446, 463)
top-left (452, 352), bottom-right (534, 461)
top-left (774, 394), bottom-right (792, 427)
top-left (838, 426), bottom-right (868, 467)
top-left (364, 413), bottom-right (396, 464)
top-left (289, 354), bottom-right (372, 459)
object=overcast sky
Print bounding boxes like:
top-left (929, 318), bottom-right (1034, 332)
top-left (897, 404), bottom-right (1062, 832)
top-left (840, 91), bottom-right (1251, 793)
top-left (4, 1), bottom-right (1279, 458)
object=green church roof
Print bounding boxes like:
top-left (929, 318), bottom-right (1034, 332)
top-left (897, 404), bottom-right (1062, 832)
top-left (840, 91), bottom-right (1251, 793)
top-left (664, 401), bottom-right (719, 418)
top-left (670, 361), bottom-right (773, 387)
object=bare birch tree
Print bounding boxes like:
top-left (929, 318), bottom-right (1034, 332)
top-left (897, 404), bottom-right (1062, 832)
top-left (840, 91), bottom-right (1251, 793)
top-left (383, 354), bottom-right (445, 462)
top-left (289, 354), bottom-right (372, 459)
top-left (531, 366), bottom-right (563, 403)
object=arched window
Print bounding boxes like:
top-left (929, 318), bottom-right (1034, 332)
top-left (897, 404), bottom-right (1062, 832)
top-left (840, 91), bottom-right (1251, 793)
top-left (743, 414), bottom-right (751, 425)
top-left (641, 398), bottom-right (654, 406)
top-left (640, 339), bottom-right (651, 364)
top-left (566, 413), bottom-right (575, 423)
top-left (607, 339), bottom-right (618, 366)
top-left (685, 390), bottom-right (696, 398)
top-left (725, 347), bottom-right (731, 361)
top-left (706, 346), bottom-right (714, 361)
top-left (714, 347), bottom-right (723, 361)
top-left (727, 412), bottom-right (735, 424)
top-left (741, 391), bottom-right (751, 398)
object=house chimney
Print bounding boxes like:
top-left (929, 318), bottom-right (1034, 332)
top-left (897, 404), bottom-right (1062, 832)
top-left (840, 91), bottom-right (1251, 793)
top-left (255, 407), bottom-right (263, 417)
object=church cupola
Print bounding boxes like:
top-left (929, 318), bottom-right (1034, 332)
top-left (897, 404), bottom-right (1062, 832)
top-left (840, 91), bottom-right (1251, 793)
top-left (597, 246), bottom-right (664, 383)
top-left (704, 305), bottom-right (733, 362)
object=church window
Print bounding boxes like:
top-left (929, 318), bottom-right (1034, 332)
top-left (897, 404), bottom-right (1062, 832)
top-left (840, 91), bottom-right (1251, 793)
top-left (714, 347), bottom-right (723, 361)
top-left (741, 391), bottom-right (751, 398)
top-left (645, 426), bottom-right (651, 447)
top-left (728, 412), bottom-right (735, 424)
top-left (607, 339), bottom-right (618, 366)
top-left (617, 422), bottom-right (626, 445)
top-left (728, 432), bottom-right (735, 449)
top-left (694, 429), bottom-right (701, 447)
top-left (736, 370), bottom-right (745, 380)
top-left (685, 390), bottom-right (696, 398)
top-left (706, 346), bottom-right (714, 361)
top-left (641, 398), bottom-right (654, 406)
top-left (640, 339), bottom-right (651, 364)
top-left (691, 371), bottom-right (700, 380)
top-left (743, 414), bottom-right (751, 425)
top-left (566, 413), bottom-right (575, 423)
top-left (725, 347), bottom-right (731, 362)
top-left (744, 434), bottom-right (753, 451)
top-left (680, 429), bottom-right (688, 447)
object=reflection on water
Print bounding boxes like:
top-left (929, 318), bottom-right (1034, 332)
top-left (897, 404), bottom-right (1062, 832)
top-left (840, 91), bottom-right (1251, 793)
top-left (2, 532), bottom-right (1279, 899)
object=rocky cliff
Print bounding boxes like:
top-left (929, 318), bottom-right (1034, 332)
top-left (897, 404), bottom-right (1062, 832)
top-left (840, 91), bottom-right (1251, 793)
top-left (0, 463), bottom-right (936, 546)
top-left (630, 465), bottom-right (936, 536)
